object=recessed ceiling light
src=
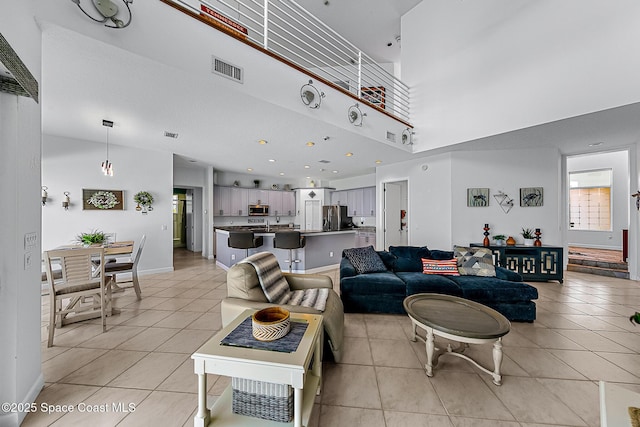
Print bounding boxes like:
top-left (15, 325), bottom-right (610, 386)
top-left (306, 142), bottom-right (315, 147)
top-left (304, 165), bottom-right (310, 169)
top-left (319, 168), bottom-right (325, 172)
top-left (258, 140), bottom-right (268, 144)
top-left (375, 160), bottom-right (382, 164)
top-left (279, 172), bottom-right (285, 176)
top-left (268, 159), bottom-right (276, 162)
top-left (306, 176), bottom-right (311, 179)
top-left (247, 168), bottom-right (253, 171)
top-left (345, 152), bottom-right (353, 157)
top-left (332, 170), bottom-right (338, 174)
top-left (588, 142), bottom-right (604, 147)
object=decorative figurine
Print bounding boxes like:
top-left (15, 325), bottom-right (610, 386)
top-left (534, 228), bottom-right (542, 246)
top-left (483, 224), bottom-right (490, 247)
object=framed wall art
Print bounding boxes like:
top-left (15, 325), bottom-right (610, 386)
top-left (83, 189), bottom-right (124, 210)
top-left (467, 188), bottom-right (489, 207)
top-left (361, 86), bottom-right (385, 109)
top-left (520, 187), bottom-right (543, 207)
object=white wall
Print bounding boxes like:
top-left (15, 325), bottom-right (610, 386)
top-left (329, 174), bottom-right (376, 190)
top-left (42, 135), bottom-right (174, 275)
top-left (567, 150), bottom-right (629, 249)
top-left (376, 147), bottom-right (562, 251)
top-left (0, 1), bottom-right (45, 425)
top-left (401, 0), bottom-right (640, 151)
top-left (450, 148), bottom-right (561, 247)
top-left (377, 154), bottom-right (453, 249)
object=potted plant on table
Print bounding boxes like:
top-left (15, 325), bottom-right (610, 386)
top-left (521, 228), bottom-right (535, 246)
top-left (493, 234), bottom-right (506, 246)
top-left (631, 312), bottom-right (640, 325)
top-left (75, 229), bottom-right (106, 247)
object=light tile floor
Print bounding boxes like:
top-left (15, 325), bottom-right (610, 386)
top-left (25, 249), bottom-right (640, 426)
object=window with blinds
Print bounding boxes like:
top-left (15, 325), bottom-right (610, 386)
top-left (569, 169), bottom-right (612, 231)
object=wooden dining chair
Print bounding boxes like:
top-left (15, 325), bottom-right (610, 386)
top-left (43, 246), bottom-right (110, 347)
top-left (104, 235), bottom-right (146, 300)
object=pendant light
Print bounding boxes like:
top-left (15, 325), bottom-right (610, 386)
top-left (101, 119), bottom-right (114, 176)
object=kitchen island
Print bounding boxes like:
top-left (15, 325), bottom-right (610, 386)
top-left (214, 228), bottom-right (358, 272)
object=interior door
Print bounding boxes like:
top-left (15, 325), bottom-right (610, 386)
top-left (384, 181), bottom-right (404, 249)
top-left (305, 200), bottom-right (321, 230)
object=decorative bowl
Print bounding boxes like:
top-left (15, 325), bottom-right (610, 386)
top-left (251, 307), bottom-right (291, 341)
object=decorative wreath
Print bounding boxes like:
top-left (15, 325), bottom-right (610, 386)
top-left (87, 191), bottom-right (120, 210)
top-left (133, 191), bottom-right (154, 207)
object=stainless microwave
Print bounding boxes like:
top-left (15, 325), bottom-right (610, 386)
top-left (248, 204), bottom-right (269, 216)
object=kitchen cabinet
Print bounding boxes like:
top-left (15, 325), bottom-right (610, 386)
top-left (363, 186), bottom-right (376, 217)
top-left (347, 189), bottom-right (364, 217)
top-left (282, 191), bottom-right (296, 216)
top-left (248, 189), bottom-right (269, 206)
top-left (269, 190), bottom-right (283, 216)
top-left (331, 187), bottom-right (376, 217)
top-left (214, 186), bottom-right (295, 217)
top-left (356, 231), bottom-right (376, 248)
top-left (214, 186), bottom-right (232, 216)
top-left (230, 187), bottom-right (248, 216)
top-left (331, 190), bottom-right (346, 206)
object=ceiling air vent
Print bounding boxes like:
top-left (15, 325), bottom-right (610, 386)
top-left (164, 131), bottom-right (179, 139)
top-left (386, 131), bottom-right (397, 143)
top-left (212, 56), bottom-right (243, 83)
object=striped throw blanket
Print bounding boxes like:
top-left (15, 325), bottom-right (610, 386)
top-left (240, 252), bottom-right (329, 311)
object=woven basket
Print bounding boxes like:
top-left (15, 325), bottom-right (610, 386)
top-left (232, 378), bottom-right (293, 422)
top-left (252, 307), bottom-right (290, 341)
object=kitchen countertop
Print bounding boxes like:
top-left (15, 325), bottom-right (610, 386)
top-left (214, 227), bottom-right (357, 235)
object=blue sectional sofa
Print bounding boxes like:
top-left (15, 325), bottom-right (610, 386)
top-left (339, 246), bottom-right (539, 322)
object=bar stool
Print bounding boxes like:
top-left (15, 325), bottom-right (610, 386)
top-left (228, 231), bottom-right (263, 259)
top-left (273, 231), bottom-right (306, 272)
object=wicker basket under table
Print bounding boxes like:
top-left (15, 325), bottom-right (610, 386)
top-left (232, 377), bottom-right (293, 422)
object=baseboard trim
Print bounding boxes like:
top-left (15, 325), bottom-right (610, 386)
top-left (0, 373), bottom-right (45, 426)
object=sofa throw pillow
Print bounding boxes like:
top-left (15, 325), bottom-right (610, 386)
top-left (454, 246), bottom-right (496, 277)
top-left (421, 258), bottom-right (460, 276)
top-left (389, 246), bottom-right (431, 272)
top-left (344, 246), bottom-right (388, 274)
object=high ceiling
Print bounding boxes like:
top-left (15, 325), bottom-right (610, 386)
top-left (37, 0), bottom-right (423, 183)
top-left (35, 0), bottom-right (640, 184)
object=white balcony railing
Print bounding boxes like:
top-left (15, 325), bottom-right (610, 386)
top-left (162, 0), bottom-right (411, 125)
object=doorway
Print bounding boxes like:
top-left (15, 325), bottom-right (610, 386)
top-left (565, 150), bottom-right (629, 277)
top-left (383, 180), bottom-right (408, 249)
top-left (173, 187), bottom-right (204, 252)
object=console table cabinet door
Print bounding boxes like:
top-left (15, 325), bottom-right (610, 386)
top-left (471, 244), bottom-right (563, 283)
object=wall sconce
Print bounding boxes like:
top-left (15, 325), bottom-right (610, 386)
top-left (402, 128), bottom-right (414, 145)
top-left (300, 80), bottom-right (324, 109)
top-left (62, 192), bottom-right (71, 210)
top-left (348, 103), bottom-right (366, 126)
top-left (71, 0), bottom-right (133, 29)
top-left (41, 186), bottom-right (48, 206)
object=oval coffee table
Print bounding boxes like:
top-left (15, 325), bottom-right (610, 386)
top-left (403, 293), bottom-right (511, 385)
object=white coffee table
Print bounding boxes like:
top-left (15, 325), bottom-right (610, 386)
top-left (404, 293), bottom-right (511, 385)
top-left (192, 309), bottom-right (323, 427)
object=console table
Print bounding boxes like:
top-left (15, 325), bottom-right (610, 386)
top-left (191, 309), bottom-right (323, 427)
top-left (470, 244), bottom-right (563, 283)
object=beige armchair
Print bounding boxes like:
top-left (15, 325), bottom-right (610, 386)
top-left (222, 262), bottom-right (344, 363)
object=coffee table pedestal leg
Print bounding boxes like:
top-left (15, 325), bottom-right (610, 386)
top-left (425, 328), bottom-right (435, 377)
top-left (492, 338), bottom-right (503, 386)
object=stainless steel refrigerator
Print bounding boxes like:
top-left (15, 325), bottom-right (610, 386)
top-left (323, 205), bottom-right (349, 231)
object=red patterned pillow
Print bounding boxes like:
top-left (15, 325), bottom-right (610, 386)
top-left (421, 258), bottom-right (460, 276)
